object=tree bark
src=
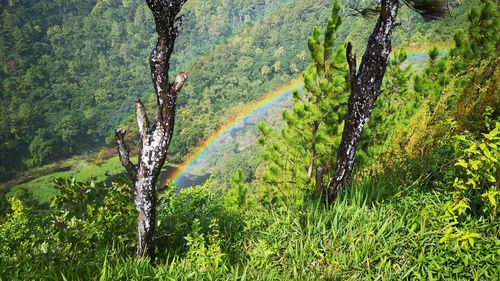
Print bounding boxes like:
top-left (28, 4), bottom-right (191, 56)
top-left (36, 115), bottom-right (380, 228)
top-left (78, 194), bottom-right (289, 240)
top-left (307, 121), bottom-right (319, 183)
top-left (325, 0), bottom-right (399, 202)
top-left (115, 0), bottom-right (188, 261)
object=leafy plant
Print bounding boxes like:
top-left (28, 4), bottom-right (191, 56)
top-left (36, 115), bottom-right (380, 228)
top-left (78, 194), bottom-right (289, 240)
top-left (440, 109), bottom-right (499, 248)
top-left (185, 218), bottom-right (227, 273)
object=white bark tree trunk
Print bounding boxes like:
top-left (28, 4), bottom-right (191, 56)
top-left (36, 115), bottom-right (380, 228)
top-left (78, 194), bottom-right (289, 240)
top-left (325, 0), bottom-right (400, 202)
top-left (115, 0), bottom-right (188, 261)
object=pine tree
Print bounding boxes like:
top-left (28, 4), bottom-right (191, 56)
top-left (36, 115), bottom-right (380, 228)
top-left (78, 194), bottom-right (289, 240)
top-left (452, 0), bottom-right (499, 63)
top-left (413, 47), bottom-right (449, 115)
top-left (449, 0), bottom-right (499, 133)
top-left (258, 1), bottom-right (349, 204)
top-left (325, 0), bottom-right (448, 201)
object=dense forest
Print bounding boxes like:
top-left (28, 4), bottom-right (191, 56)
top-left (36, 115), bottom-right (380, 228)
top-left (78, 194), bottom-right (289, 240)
top-left (0, 0), bottom-right (499, 279)
top-left (0, 0), bottom-right (476, 181)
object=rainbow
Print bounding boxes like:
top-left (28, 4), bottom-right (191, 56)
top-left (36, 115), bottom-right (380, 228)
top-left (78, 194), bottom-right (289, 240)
top-left (160, 46), bottom-right (444, 188)
top-left (161, 78), bottom-right (303, 187)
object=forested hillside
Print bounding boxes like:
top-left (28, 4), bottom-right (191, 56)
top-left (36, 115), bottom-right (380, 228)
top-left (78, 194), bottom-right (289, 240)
top-left (0, 0), bottom-right (281, 179)
top-left (0, 0), bottom-right (499, 279)
top-left (0, 0), bottom-right (476, 181)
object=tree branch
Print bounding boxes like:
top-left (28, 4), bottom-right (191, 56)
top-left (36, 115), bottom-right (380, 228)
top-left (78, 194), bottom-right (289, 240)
top-left (348, 5), bottom-right (381, 19)
top-left (346, 42), bottom-right (357, 89)
top-left (135, 99), bottom-right (149, 142)
top-left (115, 128), bottom-right (137, 181)
top-left (402, 0), bottom-right (449, 20)
top-left (316, 165), bottom-right (324, 196)
top-left (147, 1), bottom-right (186, 121)
top-left (171, 72), bottom-right (188, 94)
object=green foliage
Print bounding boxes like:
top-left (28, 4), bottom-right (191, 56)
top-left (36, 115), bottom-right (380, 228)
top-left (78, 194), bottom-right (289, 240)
top-left (156, 178), bottom-right (245, 262)
top-left (258, 2), bottom-right (349, 206)
top-left (2, 172), bottom-right (500, 280)
top-left (0, 178), bottom-right (135, 279)
top-left (413, 47), bottom-right (449, 113)
top-left (443, 110), bottom-right (499, 223)
top-left (0, 197), bottom-right (31, 258)
top-left (257, 3), bottom-right (420, 206)
top-left (0, 0), bottom-right (477, 182)
top-left (1, 1), bottom-right (498, 280)
top-left (428, 46), bottom-right (440, 61)
top-left (359, 49), bottom-right (415, 165)
top-left (28, 128), bottom-right (58, 167)
top-left (185, 218), bottom-right (227, 273)
top-left (451, 0), bottom-right (499, 63)
top-left (49, 178), bottom-right (136, 248)
top-left (227, 168), bottom-right (249, 208)
top-left (6, 155), bottom-right (144, 205)
top-left (397, 0), bottom-right (499, 160)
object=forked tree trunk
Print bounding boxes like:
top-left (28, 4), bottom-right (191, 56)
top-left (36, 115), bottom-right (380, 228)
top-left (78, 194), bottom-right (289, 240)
top-left (325, 0), bottom-right (400, 202)
top-left (115, 0), bottom-right (188, 261)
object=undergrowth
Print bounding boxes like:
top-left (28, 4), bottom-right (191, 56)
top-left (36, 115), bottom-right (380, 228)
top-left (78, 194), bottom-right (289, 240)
top-left (1, 168), bottom-right (498, 280)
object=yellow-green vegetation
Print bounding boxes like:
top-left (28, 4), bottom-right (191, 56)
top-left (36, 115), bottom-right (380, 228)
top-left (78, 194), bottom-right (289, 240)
top-left (6, 156), bottom-right (127, 204)
top-left (1, 169), bottom-right (498, 280)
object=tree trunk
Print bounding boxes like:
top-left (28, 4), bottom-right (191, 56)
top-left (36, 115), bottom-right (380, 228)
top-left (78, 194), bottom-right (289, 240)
top-left (115, 0), bottom-right (188, 261)
top-left (307, 122), bottom-right (319, 183)
top-left (134, 170), bottom-right (157, 258)
top-left (325, 0), bottom-right (399, 202)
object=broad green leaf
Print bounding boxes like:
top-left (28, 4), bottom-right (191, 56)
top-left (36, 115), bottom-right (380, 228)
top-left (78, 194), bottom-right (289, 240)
top-left (487, 174), bottom-right (496, 183)
top-left (455, 159), bottom-right (467, 168)
top-left (483, 127), bottom-right (499, 140)
top-left (468, 238), bottom-right (475, 247)
top-left (466, 178), bottom-right (477, 188)
top-left (465, 144), bottom-right (477, 153)
top-left (469, 160), bottom-right (480, 170)
top-left (482, 190), bottom-right (498, 207)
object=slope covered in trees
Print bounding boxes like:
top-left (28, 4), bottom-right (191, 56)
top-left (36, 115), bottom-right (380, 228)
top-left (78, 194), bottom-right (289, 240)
top-left (0, 0), bottom-right (286, 180)
top-left (0, 0), bottom-right (477, 182)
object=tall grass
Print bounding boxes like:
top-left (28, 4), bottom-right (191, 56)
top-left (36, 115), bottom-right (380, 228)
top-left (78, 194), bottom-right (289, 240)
top-left (89, 182), bottom-right (498, 280)
top-left (1, 170), bottom-right (497, 280)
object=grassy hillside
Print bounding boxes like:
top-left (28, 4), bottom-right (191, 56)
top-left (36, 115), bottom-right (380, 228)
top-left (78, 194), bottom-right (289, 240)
top-left (2, 154), bottom-right (179, 205)
top-left (0, 0), bottom-right (498, 279)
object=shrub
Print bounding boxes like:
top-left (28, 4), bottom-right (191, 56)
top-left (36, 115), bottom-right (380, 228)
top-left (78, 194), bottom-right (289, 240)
top-left (440, 110), bottom-right (499, 249)
top-left (156, 178), bottom-right (245, 262)
top-left (0, 178), bottom-right (136, 279)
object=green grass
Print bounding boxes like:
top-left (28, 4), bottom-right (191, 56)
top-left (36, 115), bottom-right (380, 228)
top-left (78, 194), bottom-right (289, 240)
top-left (1, 173), bottom-right (498, 280)
top-left (7, 156), bottom-right (176, 204)
top-left (98, 186), bottom-right (497, 280)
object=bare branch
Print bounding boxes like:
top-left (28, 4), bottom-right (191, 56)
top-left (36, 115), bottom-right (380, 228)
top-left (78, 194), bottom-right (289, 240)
top-left (135, 99), bottom-right (149, 142)
top-left (402, 0), bottom-right (449, 20)
top-left (346, 42), bottom-right (357, 88)
top-left (348, 5), bottom-right (381, 19)
top-left (174, 15), bottom-right (184, 34)
top-left (171, 72), bottom-right (188, 94)
top-left (115, 128), bottom-right (137, 181)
